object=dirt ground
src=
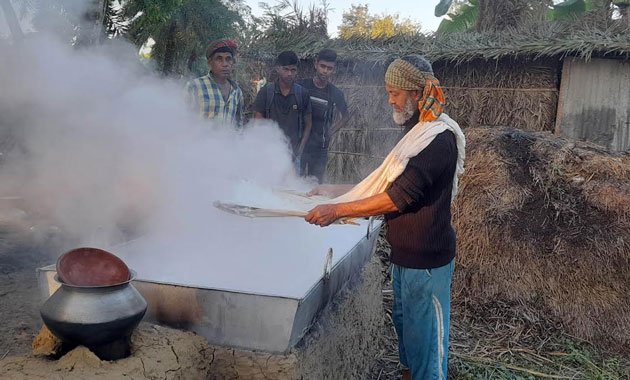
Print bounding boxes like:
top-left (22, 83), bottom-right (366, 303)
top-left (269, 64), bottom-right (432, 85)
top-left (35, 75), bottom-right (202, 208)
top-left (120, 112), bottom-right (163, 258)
top-left (1, 323), bottom-right (214, 380)
top-left (367, 231), bottom-right (630, 380)
top-left (1, 226), bottom-right (629, 379)
top-left (0, 227), bottom-right (58, 359)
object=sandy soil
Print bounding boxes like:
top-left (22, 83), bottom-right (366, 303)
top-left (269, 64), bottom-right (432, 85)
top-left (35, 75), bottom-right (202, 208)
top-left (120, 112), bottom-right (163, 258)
top-left (0, 227), bottom-right (56, 358)
top-left (0, 229), bottom-right (384, 380)
top-left (0, 323), bottom-right (213, 380)
top-left (3, 225), bottom-right (627, 380)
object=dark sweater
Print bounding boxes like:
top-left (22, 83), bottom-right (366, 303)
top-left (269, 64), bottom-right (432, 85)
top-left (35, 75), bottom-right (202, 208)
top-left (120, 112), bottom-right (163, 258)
top-left (385, 130), bottom-right (458, 269)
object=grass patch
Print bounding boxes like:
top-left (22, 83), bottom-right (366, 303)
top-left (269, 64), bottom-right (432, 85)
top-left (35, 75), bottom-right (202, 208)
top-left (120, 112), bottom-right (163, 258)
top-left (370, 231), bottom-right (630, 380)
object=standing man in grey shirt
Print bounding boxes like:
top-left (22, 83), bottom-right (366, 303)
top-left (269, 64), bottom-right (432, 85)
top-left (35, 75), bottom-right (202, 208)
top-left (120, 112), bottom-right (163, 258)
top-left (297, 49), bottom-right (349, 183)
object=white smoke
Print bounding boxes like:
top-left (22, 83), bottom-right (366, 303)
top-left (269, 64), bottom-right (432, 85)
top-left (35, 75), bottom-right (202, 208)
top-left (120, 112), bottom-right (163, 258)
top-left (0, 34), bottom-right (301, 242)
top-left (0, 33), bottom-right (368, 297)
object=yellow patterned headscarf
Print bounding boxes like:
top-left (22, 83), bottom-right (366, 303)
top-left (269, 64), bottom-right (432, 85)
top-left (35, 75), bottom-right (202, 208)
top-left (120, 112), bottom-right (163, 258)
top-left (385, 58), bottom-right (445, 122)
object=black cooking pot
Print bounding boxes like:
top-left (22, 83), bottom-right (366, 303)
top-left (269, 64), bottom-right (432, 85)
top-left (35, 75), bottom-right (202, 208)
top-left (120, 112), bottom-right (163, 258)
top-left (40, 270), bottom-right (147, 348)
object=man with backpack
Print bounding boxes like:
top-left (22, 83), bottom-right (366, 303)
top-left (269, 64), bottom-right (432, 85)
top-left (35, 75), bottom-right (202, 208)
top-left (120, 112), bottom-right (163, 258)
top-left (298, 49), bottom-right (349, 183)
top-left (254, 51), bottom-right (312, 172)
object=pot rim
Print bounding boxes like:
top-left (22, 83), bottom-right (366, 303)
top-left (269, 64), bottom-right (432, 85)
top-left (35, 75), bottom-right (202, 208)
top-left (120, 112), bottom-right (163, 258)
top-left (54, 269), bottom-right (137, 288)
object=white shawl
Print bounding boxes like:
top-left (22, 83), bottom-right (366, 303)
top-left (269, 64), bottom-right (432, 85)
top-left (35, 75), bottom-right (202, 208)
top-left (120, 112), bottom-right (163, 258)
top-left (332, 113), bottom-right (466, 204)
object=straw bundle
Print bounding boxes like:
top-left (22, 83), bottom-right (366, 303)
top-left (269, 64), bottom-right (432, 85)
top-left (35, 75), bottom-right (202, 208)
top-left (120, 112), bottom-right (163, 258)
top-left (452, 127), bottom-right (630, 353)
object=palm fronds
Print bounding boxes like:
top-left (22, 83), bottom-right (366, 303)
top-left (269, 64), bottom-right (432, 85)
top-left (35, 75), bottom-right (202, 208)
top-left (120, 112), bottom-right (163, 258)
top-left (242, 21), bottom-right (630, 64)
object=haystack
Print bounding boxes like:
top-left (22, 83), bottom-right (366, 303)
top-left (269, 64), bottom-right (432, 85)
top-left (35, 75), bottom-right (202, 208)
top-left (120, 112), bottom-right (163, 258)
top-left (452, 127), bottom-right (630, 353)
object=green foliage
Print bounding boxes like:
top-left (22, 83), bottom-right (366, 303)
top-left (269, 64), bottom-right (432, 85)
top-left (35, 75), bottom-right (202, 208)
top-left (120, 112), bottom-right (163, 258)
top-left (252, 0), bottom-right (329, 44)
top-left (438, 0), bottom-right (478, 33)
top-left (435, 0), bottom-right (455, 16)
top-left (338, 4), bottom-right (421, 39)
top-left (545, 0), bottom-right (624, 24)
top-left (547, 0), bottom-right (588, 20)
top-left (105, 0), bottom-right (130, 38)
top-left (451, 341), bottom-right (630, 380)
top-left (339, 4), bottom-right (371, 39)
top-left (30, 0), bottom-right (106, 45)
top-left (121, 0), bottom-right (243, 76)
top-left (26, 0), bottom-right (244, 76)
top-left (436, 0), bottom-right (622, 33)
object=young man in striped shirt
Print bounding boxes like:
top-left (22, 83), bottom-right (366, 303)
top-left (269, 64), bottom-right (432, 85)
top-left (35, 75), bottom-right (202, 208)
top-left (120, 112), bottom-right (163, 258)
top-left (186, 39), bottom-right (243, 125)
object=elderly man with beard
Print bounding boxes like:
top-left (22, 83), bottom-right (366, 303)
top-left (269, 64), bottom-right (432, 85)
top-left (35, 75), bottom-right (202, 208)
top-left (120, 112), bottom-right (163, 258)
top-left (305, 55), bottom-right (465, 380)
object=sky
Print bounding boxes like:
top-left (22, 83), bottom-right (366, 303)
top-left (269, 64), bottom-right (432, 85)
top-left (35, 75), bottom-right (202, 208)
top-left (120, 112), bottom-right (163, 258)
top-left (0, 0), bottom-right (446, 39)
top-left (246, 0), bottom-right (448, 36)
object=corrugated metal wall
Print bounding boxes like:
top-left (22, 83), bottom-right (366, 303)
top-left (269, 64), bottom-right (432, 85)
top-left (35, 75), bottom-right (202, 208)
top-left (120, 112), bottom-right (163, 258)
top-left (556, 57), bottom-right (630, 151)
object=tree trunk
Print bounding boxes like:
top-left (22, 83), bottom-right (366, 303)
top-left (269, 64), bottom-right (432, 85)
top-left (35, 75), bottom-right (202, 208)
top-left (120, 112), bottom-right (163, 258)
top-left (475, 0), bottom-right (540, 32)
top-left (186, 49), bottom-right (198, 74)
top-left (161, 20), bottom-right (177, 76)
top-left (76, 0), bottom-right (107, 46)
top-left (0, 0), bottom-right (23, 40)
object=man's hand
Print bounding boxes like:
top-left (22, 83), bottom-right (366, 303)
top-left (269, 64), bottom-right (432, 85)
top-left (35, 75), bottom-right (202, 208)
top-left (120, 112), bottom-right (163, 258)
top-left (305, 192), bottom-right (399, 227)
top-left (305, 204), bottom-right (342, 227)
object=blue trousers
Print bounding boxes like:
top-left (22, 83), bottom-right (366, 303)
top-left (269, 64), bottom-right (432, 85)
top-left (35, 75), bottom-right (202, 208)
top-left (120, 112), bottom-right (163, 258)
top-left (391, 259), bottom-right (455, 380)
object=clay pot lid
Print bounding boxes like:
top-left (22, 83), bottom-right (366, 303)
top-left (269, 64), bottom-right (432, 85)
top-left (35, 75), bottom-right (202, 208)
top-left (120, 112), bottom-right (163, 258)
top-left (56, 248), bottom-right (130, 286)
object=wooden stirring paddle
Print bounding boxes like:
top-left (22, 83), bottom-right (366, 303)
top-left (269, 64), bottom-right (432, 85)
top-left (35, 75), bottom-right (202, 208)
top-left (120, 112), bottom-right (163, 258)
top-left (213, 201), bottom-right (359, 225)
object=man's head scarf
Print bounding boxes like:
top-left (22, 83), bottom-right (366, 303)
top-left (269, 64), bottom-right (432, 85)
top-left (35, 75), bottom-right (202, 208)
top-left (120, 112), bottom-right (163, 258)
top-left (206, 38), bottom-right (238, 59)
top-left (385, 58), bottom-right (445, 123)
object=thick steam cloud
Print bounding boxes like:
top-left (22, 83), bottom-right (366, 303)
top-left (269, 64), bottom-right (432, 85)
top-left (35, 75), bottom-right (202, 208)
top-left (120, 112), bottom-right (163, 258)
top-left (0, 35), bottom-right (304, 246)
top-left (0, 33), bottom-right (371, 297)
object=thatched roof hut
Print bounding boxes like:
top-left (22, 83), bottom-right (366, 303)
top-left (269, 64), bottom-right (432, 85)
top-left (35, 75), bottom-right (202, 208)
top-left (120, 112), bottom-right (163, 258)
top-left (238, 25), bottom-right (630, 353)
top-left (247, 23), bottom-right (630, 63)
top-left (239, 24), bottom-right (630, 183)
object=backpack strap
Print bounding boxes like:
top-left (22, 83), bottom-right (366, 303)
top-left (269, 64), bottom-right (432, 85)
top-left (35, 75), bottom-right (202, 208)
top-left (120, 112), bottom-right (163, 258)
top-left (293, 83), bottom-right (303, 111)
top-left (264, 83), bottom-right (275, 118)
top-left (293, 83), bottom-right (304, 140)
top-left (325, 84), bottom-right (335, 127)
